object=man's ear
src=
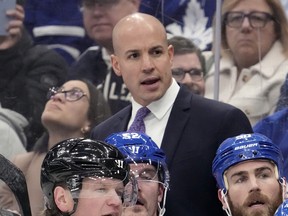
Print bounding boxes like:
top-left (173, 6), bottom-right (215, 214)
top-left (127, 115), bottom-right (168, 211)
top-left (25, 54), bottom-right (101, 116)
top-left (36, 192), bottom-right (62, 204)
top-left (54, 186), bottom-right (74, 213)
top-left (167, 44), bottom-right (174, 67)
top-left (111, 54), bottom-right (121, 77)
top-left (158, 184), bottom-right (164, 202)
top-left (218, 189), bottom-right (228, 209)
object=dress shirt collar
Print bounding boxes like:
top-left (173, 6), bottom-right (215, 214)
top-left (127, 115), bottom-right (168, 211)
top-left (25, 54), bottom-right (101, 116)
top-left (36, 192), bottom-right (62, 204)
top-left (131, 78), bottom-right (180, 120)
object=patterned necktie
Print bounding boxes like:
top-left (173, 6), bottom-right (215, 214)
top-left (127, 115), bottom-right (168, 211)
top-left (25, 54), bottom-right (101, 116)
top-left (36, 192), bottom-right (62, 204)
top-left (127, 107), bottom-right (150, 133)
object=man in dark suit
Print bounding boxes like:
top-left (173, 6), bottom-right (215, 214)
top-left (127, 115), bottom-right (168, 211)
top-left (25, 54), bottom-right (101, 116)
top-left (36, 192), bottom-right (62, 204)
top-left (91, 12), bottom-right (252, 216)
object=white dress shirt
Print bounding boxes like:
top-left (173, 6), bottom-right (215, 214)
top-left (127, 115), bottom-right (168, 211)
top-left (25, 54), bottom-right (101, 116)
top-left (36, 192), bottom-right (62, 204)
top-left (128, 78), bottom-right (180, 147)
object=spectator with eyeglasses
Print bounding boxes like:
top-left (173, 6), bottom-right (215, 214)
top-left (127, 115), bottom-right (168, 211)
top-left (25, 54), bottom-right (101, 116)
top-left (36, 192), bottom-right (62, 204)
top-left (205, 0), bottom-right (288, 126)
top-left (168, 36), bottom-right (206, 96)
top-left (0, 79), bottom-right (111, 216)
top-left (68, 0), bottom-right (141, 114)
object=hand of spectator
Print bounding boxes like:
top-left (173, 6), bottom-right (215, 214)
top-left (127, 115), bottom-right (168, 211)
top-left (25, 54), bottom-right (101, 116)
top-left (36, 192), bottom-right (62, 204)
top-left (0, 4), bottom-right (24, 50)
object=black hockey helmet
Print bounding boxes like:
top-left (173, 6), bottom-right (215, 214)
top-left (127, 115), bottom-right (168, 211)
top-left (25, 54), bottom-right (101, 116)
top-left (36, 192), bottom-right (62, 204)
top-left (41, 138), bottom-right (131, 211)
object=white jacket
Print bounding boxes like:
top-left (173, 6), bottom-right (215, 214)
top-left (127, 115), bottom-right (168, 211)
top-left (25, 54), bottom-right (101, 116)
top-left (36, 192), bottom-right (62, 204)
top-left (0, 105), bottom-right (27, 160)
top-left (205, 41), bottom-right (288, 126)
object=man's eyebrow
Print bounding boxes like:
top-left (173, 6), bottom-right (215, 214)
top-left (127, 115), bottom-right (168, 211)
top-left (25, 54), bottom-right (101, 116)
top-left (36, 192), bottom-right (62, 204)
top-left (150, 45), bottom-right (164, 50)
top-left (230, 166), bottom-right (274, 178)
top-left (125, 49), bottom-right (139, 54)
top-left (123, 49), bottom-right (141, 57)
top-left (230, 171), bottom-right (247, 179)
top-left (255, 166), bottom-right (273, 174)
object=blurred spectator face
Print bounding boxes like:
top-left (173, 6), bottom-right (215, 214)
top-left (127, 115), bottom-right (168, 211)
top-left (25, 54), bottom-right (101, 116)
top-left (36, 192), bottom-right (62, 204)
top-left (81, 0), bottom-right (140, 49)
top-left (41, 80), bottom-right (91, 132)
top-left (172, 53), bottom-right (205, 96)
top-left (225, 0), bottom-right (277, 67)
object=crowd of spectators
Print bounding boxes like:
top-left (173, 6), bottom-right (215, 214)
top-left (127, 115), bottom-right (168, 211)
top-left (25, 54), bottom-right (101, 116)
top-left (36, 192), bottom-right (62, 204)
top-left (0, 1), bottom-right (288, 216)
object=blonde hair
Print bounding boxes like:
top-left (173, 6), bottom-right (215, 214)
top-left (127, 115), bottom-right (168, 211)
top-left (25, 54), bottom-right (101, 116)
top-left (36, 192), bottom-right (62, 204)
top-left (219, 0), bottom-right (288, 57)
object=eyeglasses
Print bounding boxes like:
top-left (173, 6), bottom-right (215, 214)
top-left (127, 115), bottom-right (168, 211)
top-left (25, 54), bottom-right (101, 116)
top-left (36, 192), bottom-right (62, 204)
top-left (82, 0), bottom-right (120, 9)
top-left (47, 87), bottom-right (87, 102)
top-left (172, 68), bottom-right (204, 82)
top-left (224, 11), bottom-right (275, 29)
top-left (130, 167), bottom-right (161, 185)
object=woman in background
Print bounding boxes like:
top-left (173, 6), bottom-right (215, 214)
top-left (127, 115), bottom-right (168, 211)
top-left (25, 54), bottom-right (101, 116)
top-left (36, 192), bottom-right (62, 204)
top-left (205, 0), bottom-right (288, 125)
top-left (0, 79), bottom-right (111, 216)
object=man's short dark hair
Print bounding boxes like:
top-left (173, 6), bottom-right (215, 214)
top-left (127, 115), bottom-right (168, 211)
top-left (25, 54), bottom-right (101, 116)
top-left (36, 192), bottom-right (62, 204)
top-left (17, 0), bottom-right (25, 6)
top-left (168, 36), bottom-right (206, 75)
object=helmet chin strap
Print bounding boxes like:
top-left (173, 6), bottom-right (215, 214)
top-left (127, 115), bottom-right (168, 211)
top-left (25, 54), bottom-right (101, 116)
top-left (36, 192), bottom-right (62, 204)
top-left (158, 184), bottom-right (168, 216)
top-left (221, 189), bottom-right (232, 216)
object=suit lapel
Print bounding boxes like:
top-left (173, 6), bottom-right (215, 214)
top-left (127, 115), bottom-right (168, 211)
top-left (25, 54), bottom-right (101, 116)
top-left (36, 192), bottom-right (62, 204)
top-left (114, 105), bottom-right (132, 131)
top-left (161, 87), bottom-right (192, 166)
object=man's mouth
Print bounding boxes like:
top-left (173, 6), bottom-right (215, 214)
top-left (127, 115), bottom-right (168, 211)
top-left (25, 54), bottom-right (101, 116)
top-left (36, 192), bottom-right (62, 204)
top-left (141, 77), bottom-right (160, 85)
top-left (136, 199), bottom-right (144, 206)
top-left (248, 200), bottom-right (265, 207)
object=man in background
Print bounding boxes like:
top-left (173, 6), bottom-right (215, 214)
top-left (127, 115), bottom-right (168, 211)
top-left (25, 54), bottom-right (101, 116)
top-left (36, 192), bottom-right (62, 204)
top-left (69, 0), bottom-right (140, 114)
top-left (168, 35), bottom-right (206, 96)
top-left (91, 12), bottom-right (252, 216)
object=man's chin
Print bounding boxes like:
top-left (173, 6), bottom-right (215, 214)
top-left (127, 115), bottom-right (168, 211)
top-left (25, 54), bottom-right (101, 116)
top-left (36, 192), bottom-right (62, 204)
top-left (247, 206), bottom-right (268, 216)
top-left (232, 205), bottom-right (272, 216)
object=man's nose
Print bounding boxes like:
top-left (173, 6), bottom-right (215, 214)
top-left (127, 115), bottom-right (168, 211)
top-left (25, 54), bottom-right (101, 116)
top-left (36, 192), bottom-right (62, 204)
top-left (182, 73), bottom-right (195, 85)
top-left (248, 177), bottom-right (261, 192)
top-left (106, 190), bottom-right (122, 206)
top-left (141, 54), bottom-right (154, 73)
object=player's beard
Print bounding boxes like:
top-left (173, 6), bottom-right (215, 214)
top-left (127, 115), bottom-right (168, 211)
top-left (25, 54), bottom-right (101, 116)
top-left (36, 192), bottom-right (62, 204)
top-left (227, 190), bottom-right (282, 216)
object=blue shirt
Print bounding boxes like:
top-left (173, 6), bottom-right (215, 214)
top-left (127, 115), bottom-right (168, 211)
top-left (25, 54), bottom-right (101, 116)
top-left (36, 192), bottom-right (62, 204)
top-left (254, 108), bottom-right (288, 178)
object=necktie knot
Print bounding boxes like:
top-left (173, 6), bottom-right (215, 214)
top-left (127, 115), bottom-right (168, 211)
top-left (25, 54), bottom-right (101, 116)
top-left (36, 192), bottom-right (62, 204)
top-left (127, 107), bottom-right (150, 133)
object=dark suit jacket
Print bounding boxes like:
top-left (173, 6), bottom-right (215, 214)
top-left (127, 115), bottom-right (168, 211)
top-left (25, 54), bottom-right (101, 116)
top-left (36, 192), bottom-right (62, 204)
top-left (91, 86), bottom-right (252, 216)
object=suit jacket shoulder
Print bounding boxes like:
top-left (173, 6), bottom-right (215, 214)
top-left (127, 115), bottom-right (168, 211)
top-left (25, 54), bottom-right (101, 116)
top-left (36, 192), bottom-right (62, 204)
top-left (91, 105), bottom-right (132, 140)
top-left (161, 86), bottom-right (253, 162)
top-left (161, 86), bottom-right (252, 216)
top-left (90, 85), bottom-right (253, 216)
